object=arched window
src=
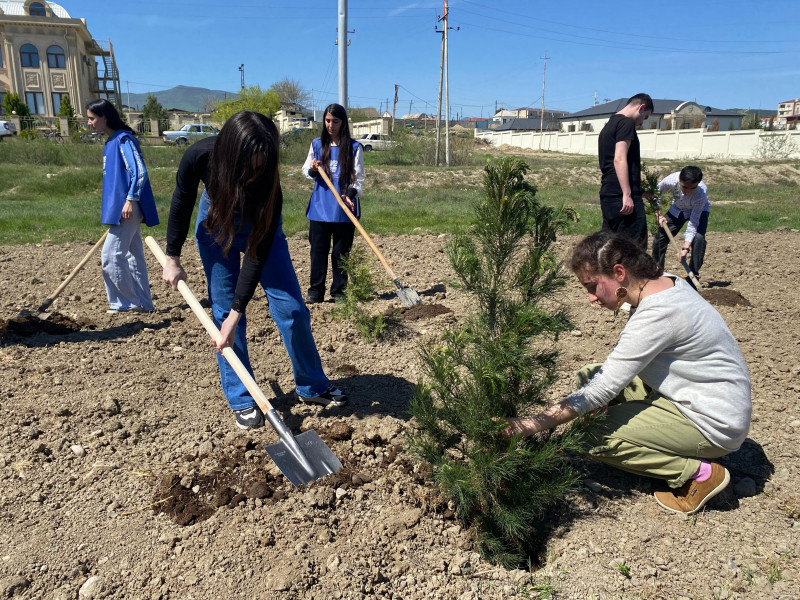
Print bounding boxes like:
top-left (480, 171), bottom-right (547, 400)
top-left (20, 44), bottom-right (40, 68)
top-left (29, 3), bottom-right (47, 16)
top-left (47, 45), bottom-right (65, 69)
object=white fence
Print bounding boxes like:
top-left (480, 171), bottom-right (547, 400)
top-left (475, 127), bottom-right (800, 160)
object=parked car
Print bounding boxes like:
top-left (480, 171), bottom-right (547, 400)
top-left (162, 123), bottom-right (218, 146)
top-left (358, 133), bottom-right (394, 151)
top-left (0, 120), bottom-right (18, 139)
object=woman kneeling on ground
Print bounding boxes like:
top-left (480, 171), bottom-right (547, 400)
top-left (503, 231), bottom-right (751, 515)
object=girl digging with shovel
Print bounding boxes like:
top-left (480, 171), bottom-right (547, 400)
top-left (161, 111), bottom-right (347, 430)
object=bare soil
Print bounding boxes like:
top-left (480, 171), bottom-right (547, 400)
top-left (0, 227), bottom-right (798, 600)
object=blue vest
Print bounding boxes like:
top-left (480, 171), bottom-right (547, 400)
top-left (101, 130), bottom-right (159, 227)
top-left (306, 138), bottom-right (361, 223)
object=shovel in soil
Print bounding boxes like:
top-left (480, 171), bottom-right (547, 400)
top-left (144, 236), bottom-right (342, 487)
top-left (658, 217), bottom-right (702, 290)
top-left (315, 168), bottom-right (423, 308)
top-left (15, 230), bottom-right (109, 320)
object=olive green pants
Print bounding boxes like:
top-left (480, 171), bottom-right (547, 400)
top-left (577, 364), bottom-right (729, 488)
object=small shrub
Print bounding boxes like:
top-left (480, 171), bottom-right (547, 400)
top-left (331, 245), bottom-right (390, 341)
top-left (641, 162), bottom-right (664, 234)
top-left (754, 132), bottom-right (799, 160)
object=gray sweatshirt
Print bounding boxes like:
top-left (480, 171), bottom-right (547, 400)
top-left (566, 275), bottom-right (751, 452)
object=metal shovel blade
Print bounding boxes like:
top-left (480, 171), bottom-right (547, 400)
top-left (393, 279), bottom-right (423, 308)
top-left (263, 409), bottom-right (342, 487)
top-left (266, 430), bottom-right (343, 487)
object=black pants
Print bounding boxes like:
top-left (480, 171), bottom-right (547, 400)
top-left (651, 210), bottom-right (709, 277)
top-left (308, 220), bottom-right (355, 299)
top-left (600, 195), bottom-right (648, 250)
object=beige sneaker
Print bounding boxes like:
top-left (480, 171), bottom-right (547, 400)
top-left (654, 463), bottom-right (730, 515)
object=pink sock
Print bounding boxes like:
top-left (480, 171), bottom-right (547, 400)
top-left (692, 460), bottom-right (712, 482)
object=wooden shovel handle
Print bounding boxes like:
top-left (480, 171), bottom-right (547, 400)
top-left (315, 168), bottom-right (399, 281)
top-left (659, 219), bottom-right (702, 289)
top-left (144, 236), bottom-right (274, 414)
top-left (38, 230), bottom-right (109, 312)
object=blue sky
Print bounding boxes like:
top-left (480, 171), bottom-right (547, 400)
top-left (66, 0), bottom-right (799, 116)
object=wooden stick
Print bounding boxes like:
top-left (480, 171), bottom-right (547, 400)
top-left (144, 236), bottom-right (275, 415)
top-left (659, 217), bottom-right (702, 290)
top-left (315, 168), bottom-right (399, 281)
top-left (37, 230), bottom-right (109, 312)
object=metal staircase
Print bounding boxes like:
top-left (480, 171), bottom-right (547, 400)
top-left (87, 39), bottom-right (122, 108)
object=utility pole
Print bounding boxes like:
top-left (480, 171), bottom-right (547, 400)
top-left (391, 84), bottom-right (398, 136)
top-left (337, 0), bottom-right (348, 108)
top-left (443, 0), bottom-right (450, 166)
top-left (435, 12), bottom-right (445, 166)
top-left (539, 50), bottom-right (549, 149)
top-left (593, 91), bottom-right (598, 106)
top-left (238, 64), bottom-right (245, 89)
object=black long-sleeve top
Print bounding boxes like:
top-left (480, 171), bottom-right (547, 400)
top-left (165, 135), bottom-right (282, 313)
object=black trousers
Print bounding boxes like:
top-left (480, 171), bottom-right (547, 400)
top-left (307, 220), bottom-right (355, 299)
top-left (651, 210), bottom-right (709, 276)
top-left (600, 195), bottom-right (648, 250)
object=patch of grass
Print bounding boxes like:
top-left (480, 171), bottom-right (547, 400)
top-left (767, 563), bottom-right (783, 584)
top-left (519, 576), bottom-right (556, 599)
top-left (2, 141), bottom-right (799, 245)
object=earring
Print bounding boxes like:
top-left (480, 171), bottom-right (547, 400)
top-left (614, 286), bottom-right (628, 316)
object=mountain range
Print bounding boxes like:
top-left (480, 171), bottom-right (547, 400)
top-left (122, 85), bottom-right (238, 112)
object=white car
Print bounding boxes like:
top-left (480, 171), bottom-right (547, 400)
top-left (358, 133), bottom-right (394, 151)
top-left (0, 120), bottom-right (18, 138)
top-left (162, 123), bottom-right (218, 146)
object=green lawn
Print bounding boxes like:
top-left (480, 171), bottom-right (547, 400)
top-left (1, 138), bottom-right (798, 246)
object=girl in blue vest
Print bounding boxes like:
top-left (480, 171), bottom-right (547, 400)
top-left (301, 103), bottom-right (364, 303)
top-left (86, 99), bottom-right (159, 314)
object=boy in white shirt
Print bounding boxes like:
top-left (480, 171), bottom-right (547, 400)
top-left (651, 166), bottom-right (710, 282)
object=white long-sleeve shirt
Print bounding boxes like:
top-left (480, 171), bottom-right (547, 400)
top-left (566, 275), bottom-right (751, 452)
top-left (658, 171), bottom-right (710, 243)
top-left (302, 142), bottom-right (365, 198)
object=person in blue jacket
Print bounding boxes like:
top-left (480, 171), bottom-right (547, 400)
top-left (86, 99), bottom-right (159, 314)
top-left (301, 103), bottom-right (365, 303)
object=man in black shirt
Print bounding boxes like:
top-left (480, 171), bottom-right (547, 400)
top-left (597, 93), bottom-right (654, 249)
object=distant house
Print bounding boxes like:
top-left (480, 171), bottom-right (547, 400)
top-left (777, 98), bottom-right (800, 128)
top-left (493, 116), bottom-right (565, 132)
top-left (0, 0), bottom-right (121, 116)
top-left (275, 105), bottom-right (312, 133)
top-left (492, 107), bottom-right (569, 129)
top-left (559, 99), bottom-right (743, 133)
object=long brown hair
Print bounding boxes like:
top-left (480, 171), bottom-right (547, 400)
top-left (320, 103), bottom-right (354, 195)
top-left (205, 111), bottom-right (280, 259)
top-left (570, 231), bottom-right (662, 280)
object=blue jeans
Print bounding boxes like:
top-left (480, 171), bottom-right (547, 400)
top-left (195, 219), bottom-right (330, 411)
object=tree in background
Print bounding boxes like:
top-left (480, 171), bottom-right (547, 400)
top-left (709, 118), bottom-right (720, 132)
top-left (741, 111), bottom-right (762, 130)
top-left (409, 156), bottom-right (582, 568)
top-left (57, 95), bottom-right (75, 118)
top-left (142, 94), bottom-right (168, 134)
top-left (269, 77), bottom-right (310, 110)
top-left (211, 86), bottom-right (281, 124)
top-left (57, 95), bottom-right (77, 134)
top-left (3, 93), bottom-right (30, 118)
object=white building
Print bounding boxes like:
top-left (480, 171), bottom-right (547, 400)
top-left (0, 0), bottom-right (120, 116)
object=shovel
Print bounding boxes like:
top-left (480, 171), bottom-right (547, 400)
top-left (16, 230), bottom-right (109, 320)
top-left (315, 168), bottom-right (423, 308)
top-left (144, 236), bottom-right (342, 487)
top-left (658, 215), bottom-right (702, 290)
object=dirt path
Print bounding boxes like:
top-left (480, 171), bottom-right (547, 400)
top-left (0, 229), bottom-right (798, 599)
